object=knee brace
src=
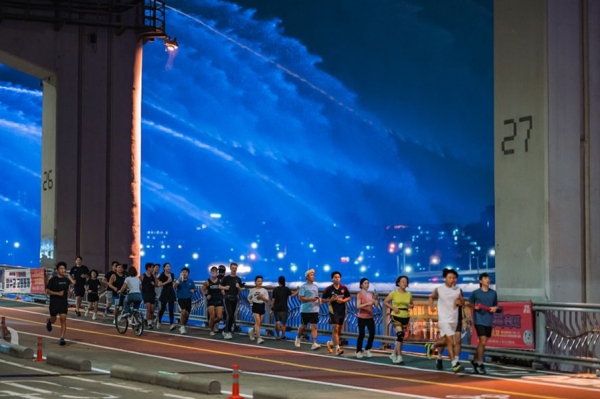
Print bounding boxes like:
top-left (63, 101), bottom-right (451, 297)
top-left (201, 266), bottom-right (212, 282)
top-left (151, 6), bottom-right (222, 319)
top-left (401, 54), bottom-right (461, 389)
top-left (396, 331), bottom-right (404, 342)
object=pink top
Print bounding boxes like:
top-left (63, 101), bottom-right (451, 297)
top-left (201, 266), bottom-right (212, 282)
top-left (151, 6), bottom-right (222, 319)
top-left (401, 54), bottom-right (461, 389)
top-left (357, 291), bottom-right (374, 319)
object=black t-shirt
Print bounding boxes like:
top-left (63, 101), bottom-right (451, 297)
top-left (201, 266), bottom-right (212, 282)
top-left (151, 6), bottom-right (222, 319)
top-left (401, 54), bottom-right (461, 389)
top-left (206, 277), bottom-right (222, 301)
top-left (272, 286), bottom-right (292, 311)
top-left (322, 284), bottom-right (351, 315)
top-left (47, 276), bottom-right (70, 302)
top-left (141, 273), bottom-right (155, 294)
top-left (70, 265), bottom-right (89, 286)
top-left (86, 278), bottom-right (100, 293)
top-left (111, 273), bottom-right (126, 294)
top-left (158, 272), bottom-right (175, 300)
top-left (220, 275), bottom-right (244, 297)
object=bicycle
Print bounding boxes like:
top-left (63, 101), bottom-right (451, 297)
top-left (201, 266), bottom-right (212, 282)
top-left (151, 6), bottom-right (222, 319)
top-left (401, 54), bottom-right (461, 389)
top-left (115, 301), bottom-right (144, 336)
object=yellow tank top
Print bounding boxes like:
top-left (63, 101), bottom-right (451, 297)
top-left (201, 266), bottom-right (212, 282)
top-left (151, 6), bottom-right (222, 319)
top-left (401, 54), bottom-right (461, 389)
top-left (390, 290), bottom-right (412, 318)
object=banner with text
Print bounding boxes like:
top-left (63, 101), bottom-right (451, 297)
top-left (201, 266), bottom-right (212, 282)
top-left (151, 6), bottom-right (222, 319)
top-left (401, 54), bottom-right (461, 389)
top-left (471, 301), bottom-right (535, 349)
top-left (1, 268), bottom-right (46, 294)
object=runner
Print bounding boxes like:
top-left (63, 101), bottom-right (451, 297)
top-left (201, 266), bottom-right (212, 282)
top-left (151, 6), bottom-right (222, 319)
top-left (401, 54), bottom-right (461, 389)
top-left (270, 276), bottom-right (298, 340)
top-left (467, 272), bottom-right (498, 374)
top-left (427, 268), bottom-right (465, 373)
top-left (46, 261), bottom-right (74, 346)
top-left (141, 262), bottom-right (157, 330)
top-left (107, 263), bottom-right (126, 320)
top-left (323, 271), bottom-right (350, 356)
top-left (174, 267), bottom-right (197, 334)
top-left (202, 266), bottom-right (223, 335)
top-left (157, 262), bottom-right (177, 330)
top-left (103, 261), bottom-right (119, 317)
top-left (384, 275), bottom-right (413, 364)
top-left (219, 262), bottom-right (244, 339)
top-left (152, 263), bottom-right (162, 323)
top-left (247, 275), bottom-right (269, 344)
top-left (355, 277), bottom-right (378, 358)
top-left (70, 256), bottom-right (89, 317)
top-left (295, 269), bottom-right (321, 350)
top-left (84, 270), bottom-right (100, 320)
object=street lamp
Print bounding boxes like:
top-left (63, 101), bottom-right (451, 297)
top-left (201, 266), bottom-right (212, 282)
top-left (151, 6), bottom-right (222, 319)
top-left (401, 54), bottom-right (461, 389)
top-left (486, 249), bottom-right (496, 270)
top-left (402, 247), bottom-right (412, 273)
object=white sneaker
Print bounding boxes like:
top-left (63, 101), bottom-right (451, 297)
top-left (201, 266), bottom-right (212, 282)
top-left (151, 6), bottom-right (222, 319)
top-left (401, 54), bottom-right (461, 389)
top-left (311, 342), bottom-right (321, 350)
top-left (257, 338), bottom-right (265, 344)
top-left (169, 324), bottom-right (177, 331)
top-left (365, 350), bottom-right (372, 358)
top-left (180, 326), bottom-right (187, 334)
top-left (224, 332), bottom-right (233, 340)
top-left (248, 328), bottom-right (255, 341)
top-left (156, 322), bottom-right (161, 329)
top-left (209, 331), bottom-right (215, 336)
top-left (84, 308), bottom-right (89, 317)
top-left (395, 355), bottom-right (403, 364)
top-left (356, 351), bottom-right (363, 359)
top-left (389, 353), bottom-right (397, 363)
top-left (92, 314), bottom-right (96, 321)
top-left (294, 336), bottom-right (301, 348)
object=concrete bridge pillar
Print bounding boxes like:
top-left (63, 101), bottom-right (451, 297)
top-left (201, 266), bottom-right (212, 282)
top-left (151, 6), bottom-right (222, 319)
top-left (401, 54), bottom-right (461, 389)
top-left (494, 0), bottom-right (600, 302)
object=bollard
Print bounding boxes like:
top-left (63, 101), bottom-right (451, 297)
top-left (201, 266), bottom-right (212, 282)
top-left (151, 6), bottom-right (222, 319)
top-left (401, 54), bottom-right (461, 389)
top-left (34, 336), bottom-right (44, 362)
top-left (228, 364), bottom-right (243, 399)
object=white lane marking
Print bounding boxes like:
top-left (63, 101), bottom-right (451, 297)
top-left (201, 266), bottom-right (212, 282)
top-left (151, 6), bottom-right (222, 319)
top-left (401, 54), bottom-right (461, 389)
top-left (63, 376), bottom-right (98, 383)
top-left (163, 394), bottom-right (198, 399)
top-left (1, 381), bottom-right (52, 394)
top-left (98, 382), bottom-right (151, 392)
top-left (0, 358), bottom-right (58, 375)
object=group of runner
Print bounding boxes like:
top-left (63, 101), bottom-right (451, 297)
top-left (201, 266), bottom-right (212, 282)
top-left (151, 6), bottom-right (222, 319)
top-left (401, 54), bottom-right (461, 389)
top-left (45, 258), bottom-right (498, 373)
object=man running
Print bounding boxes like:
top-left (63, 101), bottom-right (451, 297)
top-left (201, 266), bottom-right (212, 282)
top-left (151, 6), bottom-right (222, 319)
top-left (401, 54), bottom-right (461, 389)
top-left (427, 268), bottom-right (465, 373)
top-left (174, 267), bottom-right (197, 334)
top-left (46, 262), bottom-right (74, 346)
top-left (103, 261), bottom-right (119, 317)
top-left (70, 256), bottom-right (89, 317)
top-left (219, 262), bottom-right (244, 339)
top-left (271, 276), bottom-right (298, 340)
top-left (467, 272), bottom-right (498, 374)
top-left (295, 269), bottom-right (321, 350)
top-left (141, 262), bottom-right (157, 330)
top-left (322, 271), bottom-right (350, 356)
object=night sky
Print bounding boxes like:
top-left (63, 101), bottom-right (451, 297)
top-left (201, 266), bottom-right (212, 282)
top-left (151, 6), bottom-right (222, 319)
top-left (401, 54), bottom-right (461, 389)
top-left (0, 0), bottom-right (493, 282)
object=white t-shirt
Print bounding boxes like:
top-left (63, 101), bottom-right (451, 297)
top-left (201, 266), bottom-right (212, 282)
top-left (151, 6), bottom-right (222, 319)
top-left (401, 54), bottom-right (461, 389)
top-left (436, 284), bottom-right (461, 323)
top-left (125, 276), bottom-right (141, 294)
top-left (248, 287), bottom-right (269, 304)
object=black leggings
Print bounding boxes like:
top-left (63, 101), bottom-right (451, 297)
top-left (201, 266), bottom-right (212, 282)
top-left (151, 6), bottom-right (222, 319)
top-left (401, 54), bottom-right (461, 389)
top-left (357, 317), bottom-right (375, 352)
top-left (224, 297), bottom-right (238, 333)
top-left (158, 299), bottom-right (175, 324)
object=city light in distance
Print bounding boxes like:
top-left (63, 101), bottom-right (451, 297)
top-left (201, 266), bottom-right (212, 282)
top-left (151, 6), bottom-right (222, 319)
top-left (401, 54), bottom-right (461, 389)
top-left (249, 253), bottom-right (257, 261)
top-left (290, 264), bottom-right (298, 272)
top-left (277, 252), bottom-right (285, 259)
top-left (323, 264), bottom-right (331, 272)
top-left (209, 213), bottom-right (222, 219)
top-left (13, 242), bottom-right (19, 248)
top-left (251, 242), bottom-right (258, 249)
top-left (192, 253), bottom-right (199, 260)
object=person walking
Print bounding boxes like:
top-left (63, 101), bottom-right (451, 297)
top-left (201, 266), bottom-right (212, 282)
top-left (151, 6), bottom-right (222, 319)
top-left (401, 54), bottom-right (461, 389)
top-left (247, 275), bottom-right (269, 344)
top-left (295, 269), bottom-right (321, 350)
top-left (46, 261), bottom-right (74, 346)
top-left (355, 277), bottom-right (378, 358)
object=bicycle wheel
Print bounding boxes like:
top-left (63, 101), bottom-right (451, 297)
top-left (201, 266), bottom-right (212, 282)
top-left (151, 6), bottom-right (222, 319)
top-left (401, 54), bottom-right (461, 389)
top-left (115, 312), bottom-right (128, 334)
top-left (131, 312), bottom-right (144, 336)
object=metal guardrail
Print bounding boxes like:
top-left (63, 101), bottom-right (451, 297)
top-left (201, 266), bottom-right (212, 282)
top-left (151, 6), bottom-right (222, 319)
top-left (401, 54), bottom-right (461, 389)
top-left (1, 265), bottom-right (599, 372)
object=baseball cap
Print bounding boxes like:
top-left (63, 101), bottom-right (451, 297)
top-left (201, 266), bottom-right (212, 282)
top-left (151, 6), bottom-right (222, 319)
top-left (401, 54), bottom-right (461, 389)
top-left (305, 269), bottom-right (315, 278)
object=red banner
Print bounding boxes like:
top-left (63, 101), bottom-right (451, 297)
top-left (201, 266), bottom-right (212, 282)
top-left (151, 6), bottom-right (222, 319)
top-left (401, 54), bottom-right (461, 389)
top-left (471, 301), bottom-right (534, 349)
top-left (30, 268), bottom-right (47, 294)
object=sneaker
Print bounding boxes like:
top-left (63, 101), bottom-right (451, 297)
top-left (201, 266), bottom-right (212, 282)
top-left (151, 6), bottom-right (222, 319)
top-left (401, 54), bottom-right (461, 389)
top-left (46, 318), bottom-right (52, 332)
top-left (395, 355), bottom-right (404, 364)
top-left (471, 359), bottom-right (479, 374)
top-left (452, 362), bottom-right (465, 373)
top-left (479, 364), bottom-right (487, 374)
top-left (147, 324), bottom-right (153, 330)
top-left (294, 336), bottom-right (301, 348)
top-left (257, 338), bottom-right (265, 344)
top-left (389, 353), bottom-right (397, 363)
top-left (248, 328), bottom-right (255, 341)
top-left (209, 331), bottom-right (215, 336)
top-left (436, 358), bottom-right (443, 370)
top-left (310, 342), bottom-right (321, 350)
top-left (156, 322), bottom-right (161, 329)
top-left (84, 308), bottom-right (89, 317)
top-left (103, 310), bottom-right (107, 317)
top-left (169, 324), bottom-right (177, 331)
top-left (364, 349), bottom-right (372, 358)
top-left (92, 314), bottom-right (96, 321)
top-left (75, 310), bottom-right (81, 317)
top-left (224, 332), bottom-right (233, 340)
top-left (425, 343), bottom-right (433, 359)
top-left (180, 326), bottom-right (187, 334)
top-left (356, 351), bottom-right (363, 359)
top-left (326, 340), bottom-right (334, 354)
top-left (336, 348), bottom-right (344, 356)
top-left (58, 338), bottom-right (65, 346)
